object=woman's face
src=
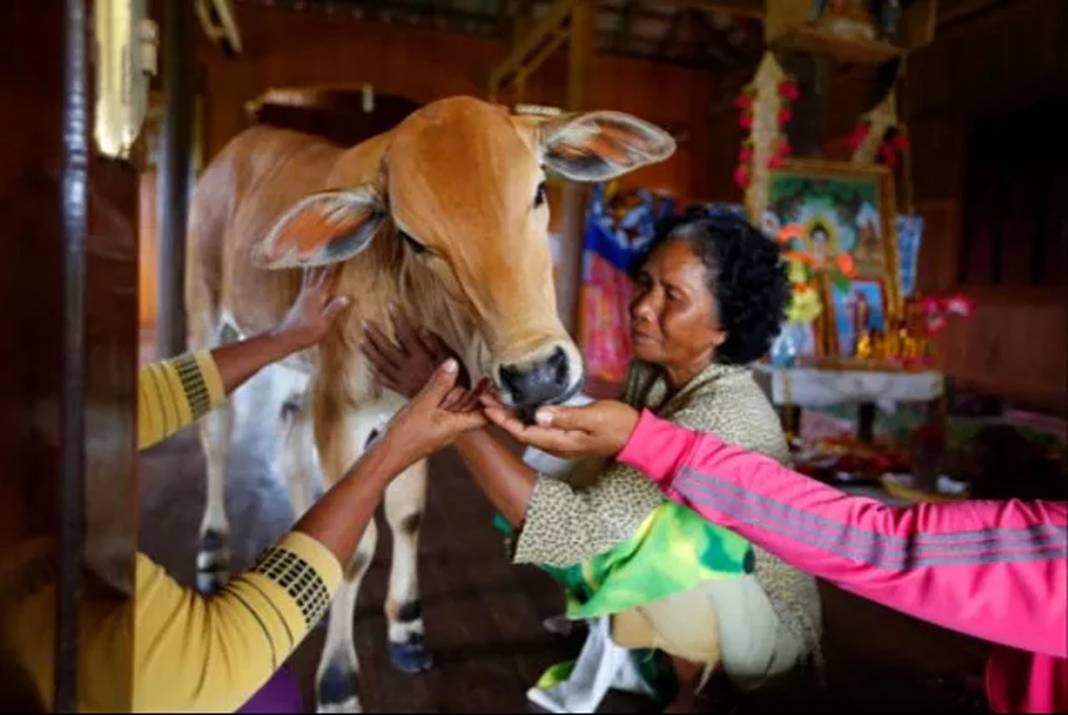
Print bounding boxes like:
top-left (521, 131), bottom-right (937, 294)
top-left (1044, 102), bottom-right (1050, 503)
top-left (629, 237), bottom-right (727, 378)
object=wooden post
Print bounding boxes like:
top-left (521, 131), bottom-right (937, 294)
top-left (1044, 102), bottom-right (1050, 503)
top-left (557, 0), bottom-right (596, 336)
top-left (1, 3), bottom-right (138, 709)
top-left (156, 0), bottom-right (194, 358)
top-left (57, 0), bottom-right (90, 708)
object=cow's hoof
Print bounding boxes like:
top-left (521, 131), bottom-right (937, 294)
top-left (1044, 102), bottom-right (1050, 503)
top-left (317, 662), bottom-right (361, 713)
top-left (196, 529), bottom-right (230, 594)
top-left (196, 569), bottom-right (229, 594)
top-left (316, 698), bottom-right (361, 714)
top-left (388, 635), bottom-right (432, 673)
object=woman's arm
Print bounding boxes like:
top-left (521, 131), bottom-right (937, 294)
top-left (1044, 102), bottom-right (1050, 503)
top-left (360, 312), bottom-right (537, 526)
top-left (114, 361), bottom-right (484, 711)
top-left (139, 267), bottom-right (350, 450)
top-left (486, 401), bottom-right (1068, 659)
top-left (361, 318), bottom-right (659, 566)
top-left (137, 265), bottom-right (350, 448)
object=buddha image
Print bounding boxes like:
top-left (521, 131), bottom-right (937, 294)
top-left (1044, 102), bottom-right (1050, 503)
top-left (804, 220), bottom-right (839, 266)
top-left (853, 215), bottom-right (884, 274)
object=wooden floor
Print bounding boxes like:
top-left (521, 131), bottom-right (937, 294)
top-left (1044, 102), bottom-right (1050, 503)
top-left (138, 364), bottom-right (992, 713)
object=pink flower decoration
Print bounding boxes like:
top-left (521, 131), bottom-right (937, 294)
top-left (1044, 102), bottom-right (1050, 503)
top-left (739, 146), bottom-right (753, 163)
top-left (778, 81), bottom-right (800, 101)
top-left (739, 113), bottom-right (753, 130)
top-left (778, 107), bottom-right (793, 124)
top-left (848, 121), bottom-right (870, 150)
top-left (733, 165), bottom-right (750, 188)
top-left (734, 94), bottom-right (753, 110)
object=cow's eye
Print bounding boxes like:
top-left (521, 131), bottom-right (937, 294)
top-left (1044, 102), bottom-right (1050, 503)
top-left (399, 229), bottom-right (429, 255)
top-left (534, 181), bottom-right (547, 208)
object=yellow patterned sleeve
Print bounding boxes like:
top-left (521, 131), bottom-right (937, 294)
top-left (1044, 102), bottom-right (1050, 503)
top-left (137, 350), bottom-right (226, 450)
top-left (127, 532), bottom-right (341, 712)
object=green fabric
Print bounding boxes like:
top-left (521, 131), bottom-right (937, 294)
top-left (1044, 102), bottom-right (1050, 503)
top-left (501, 360), bottom-right (791, 697)
top-left (544, 501), bottom-right (751, 619)
top-left (535, 660), bottom-right (576, 689)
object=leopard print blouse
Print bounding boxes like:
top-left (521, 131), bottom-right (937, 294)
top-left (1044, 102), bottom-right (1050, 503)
top-left (514, 360), bottom-right (823, 662)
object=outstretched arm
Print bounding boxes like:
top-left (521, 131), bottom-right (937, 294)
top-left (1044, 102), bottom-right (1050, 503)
top-left (138, 267), bottom-right (350, 449)
top-left (485, 400), bottom-right (1068, 658)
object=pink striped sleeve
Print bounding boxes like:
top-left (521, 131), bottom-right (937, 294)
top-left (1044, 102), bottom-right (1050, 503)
top-left (618, 410), bottom-right (1068, 659)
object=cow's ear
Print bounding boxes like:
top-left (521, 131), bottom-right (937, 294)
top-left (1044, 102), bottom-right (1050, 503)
top-left (253, 186), bottom-right (386, 269)
top-left (537, 111), bottom-right (676, 182)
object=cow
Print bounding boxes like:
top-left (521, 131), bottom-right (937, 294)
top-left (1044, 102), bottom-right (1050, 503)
top-left (185, 95), bottom-right (675, 712)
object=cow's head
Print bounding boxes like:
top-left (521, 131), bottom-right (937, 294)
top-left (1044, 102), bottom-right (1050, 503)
top-left (253, 96), bottom-right (675, 408)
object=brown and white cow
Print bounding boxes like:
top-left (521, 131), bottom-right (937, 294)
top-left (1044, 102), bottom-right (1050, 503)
top-left (185, 95), bottom-right (674, 711)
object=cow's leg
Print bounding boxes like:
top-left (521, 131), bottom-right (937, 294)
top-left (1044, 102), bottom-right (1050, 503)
top-left (278, 379), bottom-right (318, 520)
top-left (383, 458), bottom-right (431, 672)
top-left (192, 320), bottom-right (244, 593)
top-left (313, 404), bottom-right (384, 713)
top-left (317, 518), bottom-right (377, 713)
top-left (196, 388), bottom-right (234, 593)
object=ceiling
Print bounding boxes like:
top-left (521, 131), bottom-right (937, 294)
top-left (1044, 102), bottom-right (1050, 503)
top-left (237, 0), bottom-right (768, 71)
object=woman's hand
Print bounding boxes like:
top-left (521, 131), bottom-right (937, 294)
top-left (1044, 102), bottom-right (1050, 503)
top-left (360, 309), bottom-right (471, 398)
top-left (212, 267), bottom-right (351, 395)
top-left (481, 397), bottom-right (640, 459)
top-left (376, 359), bottom-right (488, 472)
top-left (271, 266), bottom-right (352, 351)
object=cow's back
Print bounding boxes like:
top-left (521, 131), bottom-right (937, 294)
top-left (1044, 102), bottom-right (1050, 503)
top-left (186, 125), bottom-right (354, 340)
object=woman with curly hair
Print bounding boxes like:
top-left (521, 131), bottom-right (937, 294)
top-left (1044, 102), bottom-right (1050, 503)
top-left (362, 209), bottom-right (821, 711)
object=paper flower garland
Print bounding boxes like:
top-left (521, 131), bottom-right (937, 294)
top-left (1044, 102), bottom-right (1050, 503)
top-left (737, 53), bottom-right (797, 220)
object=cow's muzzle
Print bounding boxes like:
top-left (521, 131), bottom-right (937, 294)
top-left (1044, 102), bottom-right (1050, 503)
top-left (498, 345), bottom-right (580, 414)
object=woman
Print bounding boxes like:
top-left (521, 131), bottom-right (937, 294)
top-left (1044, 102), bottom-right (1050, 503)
top-left (480, 400), bottom-right (1067, 714)
top-left (1, 269), bottom-right (486, 711)
top-left (363, 210), bottom-right (822, 709)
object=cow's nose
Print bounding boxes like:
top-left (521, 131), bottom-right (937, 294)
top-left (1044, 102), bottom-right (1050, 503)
top-left (499, 347), bottom-right (571, 407)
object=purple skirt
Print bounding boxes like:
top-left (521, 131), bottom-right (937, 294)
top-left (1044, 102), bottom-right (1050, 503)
top-left (237, 666), bottom-right (304, 713)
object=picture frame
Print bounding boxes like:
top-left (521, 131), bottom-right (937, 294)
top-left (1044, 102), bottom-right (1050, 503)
top-left (825, 277), bottom-right (888, 357)
top-left (757, 159), bottom-right (903, 318)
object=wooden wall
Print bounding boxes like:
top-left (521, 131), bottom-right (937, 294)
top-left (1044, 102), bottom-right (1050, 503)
top-left (905, 0), bottom-right (1067, 413)
top-left (186, 1), bottom-right (1066, 412)
top-left (193, 3), bottom-right (715, 201)
top-left (703, 0), bottom-right (1067, 413)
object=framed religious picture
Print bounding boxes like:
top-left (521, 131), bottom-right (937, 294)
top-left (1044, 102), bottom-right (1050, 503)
top-left (826, 277), bottom-right (888, 357)
top-left (759, 159), bottom-right (902, 318)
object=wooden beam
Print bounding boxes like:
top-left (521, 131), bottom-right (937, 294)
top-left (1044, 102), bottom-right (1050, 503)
top-left (689, 7), bottom-right (737, 67)
top-left (612, 0), bottom-right (639, 52)
top-left (656, 7), bottom-right (688, 60)
top-left (489, 0), bottom-right (576, 100)
top-left (514, 28), bottom-right (571, 100)
top-left (513, 0), bottom-right (534, 42)
top-left (558, 0), bottom-right (597, 336)
top-left (568, 0), bottom-right (596, 109)
top-left (157, 0), bottom-right (195, 358)
top-left (669, 0), bottom-right (765, 20)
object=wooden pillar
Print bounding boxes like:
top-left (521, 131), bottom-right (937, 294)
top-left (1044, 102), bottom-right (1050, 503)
top-left (557, 0), bottom-right (596, 336)
top-left (56, 0), bottom-right (91, 708)
top-left (513, 0), bottom-right (533, 42)
top-left (156, 0), bottom-right (194, 358)
top-left (0, 3), bottom-right (140, 709)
